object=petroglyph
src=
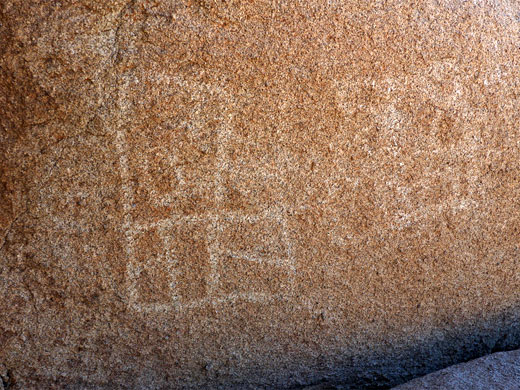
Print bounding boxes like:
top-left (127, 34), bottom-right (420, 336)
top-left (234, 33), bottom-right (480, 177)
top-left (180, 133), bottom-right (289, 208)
top-left (116, 75), bottom-right (297, 312)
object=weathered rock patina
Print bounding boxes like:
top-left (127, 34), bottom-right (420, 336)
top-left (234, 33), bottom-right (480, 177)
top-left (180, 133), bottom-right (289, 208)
top-left (1, 0), bottom-right (520, 388)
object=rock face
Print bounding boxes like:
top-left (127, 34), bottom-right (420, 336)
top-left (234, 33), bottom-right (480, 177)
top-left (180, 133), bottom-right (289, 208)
top-left (392, 349), bottom-right (520, 390)
top-left (1, 0), bottom-right (520, 389)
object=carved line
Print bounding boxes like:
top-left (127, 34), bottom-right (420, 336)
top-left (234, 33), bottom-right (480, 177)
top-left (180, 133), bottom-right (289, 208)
top-left (130, 206), bottom-right (287, 233)
top-left (127, 291), bottom-right (317, 314)
top-left (115, 73), bottom-right (141, 310)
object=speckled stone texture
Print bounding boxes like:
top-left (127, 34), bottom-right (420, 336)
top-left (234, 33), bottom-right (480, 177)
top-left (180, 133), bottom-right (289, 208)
top-left (1, 0), bottom-right (520, 389)
top-left (391, 349), bottom-right (520, 390)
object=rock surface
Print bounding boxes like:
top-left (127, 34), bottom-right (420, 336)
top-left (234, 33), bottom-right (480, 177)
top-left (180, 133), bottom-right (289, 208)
top-left (392, 349), bottom-right (520, 390)
top-left (2, 0), bottom-right (520, 389)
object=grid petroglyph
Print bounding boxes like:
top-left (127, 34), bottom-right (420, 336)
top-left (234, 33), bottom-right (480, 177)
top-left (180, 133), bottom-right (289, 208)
top-left (117, 75), bottom-right (297, 312)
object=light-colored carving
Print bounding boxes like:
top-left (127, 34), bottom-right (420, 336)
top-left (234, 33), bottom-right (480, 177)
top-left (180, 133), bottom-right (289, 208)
top-left (117, 76), bottom-right (297, 312)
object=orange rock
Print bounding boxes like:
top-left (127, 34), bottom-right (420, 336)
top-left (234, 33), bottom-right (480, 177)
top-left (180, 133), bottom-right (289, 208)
top-left (1, 0), bottom-right (520, 388)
